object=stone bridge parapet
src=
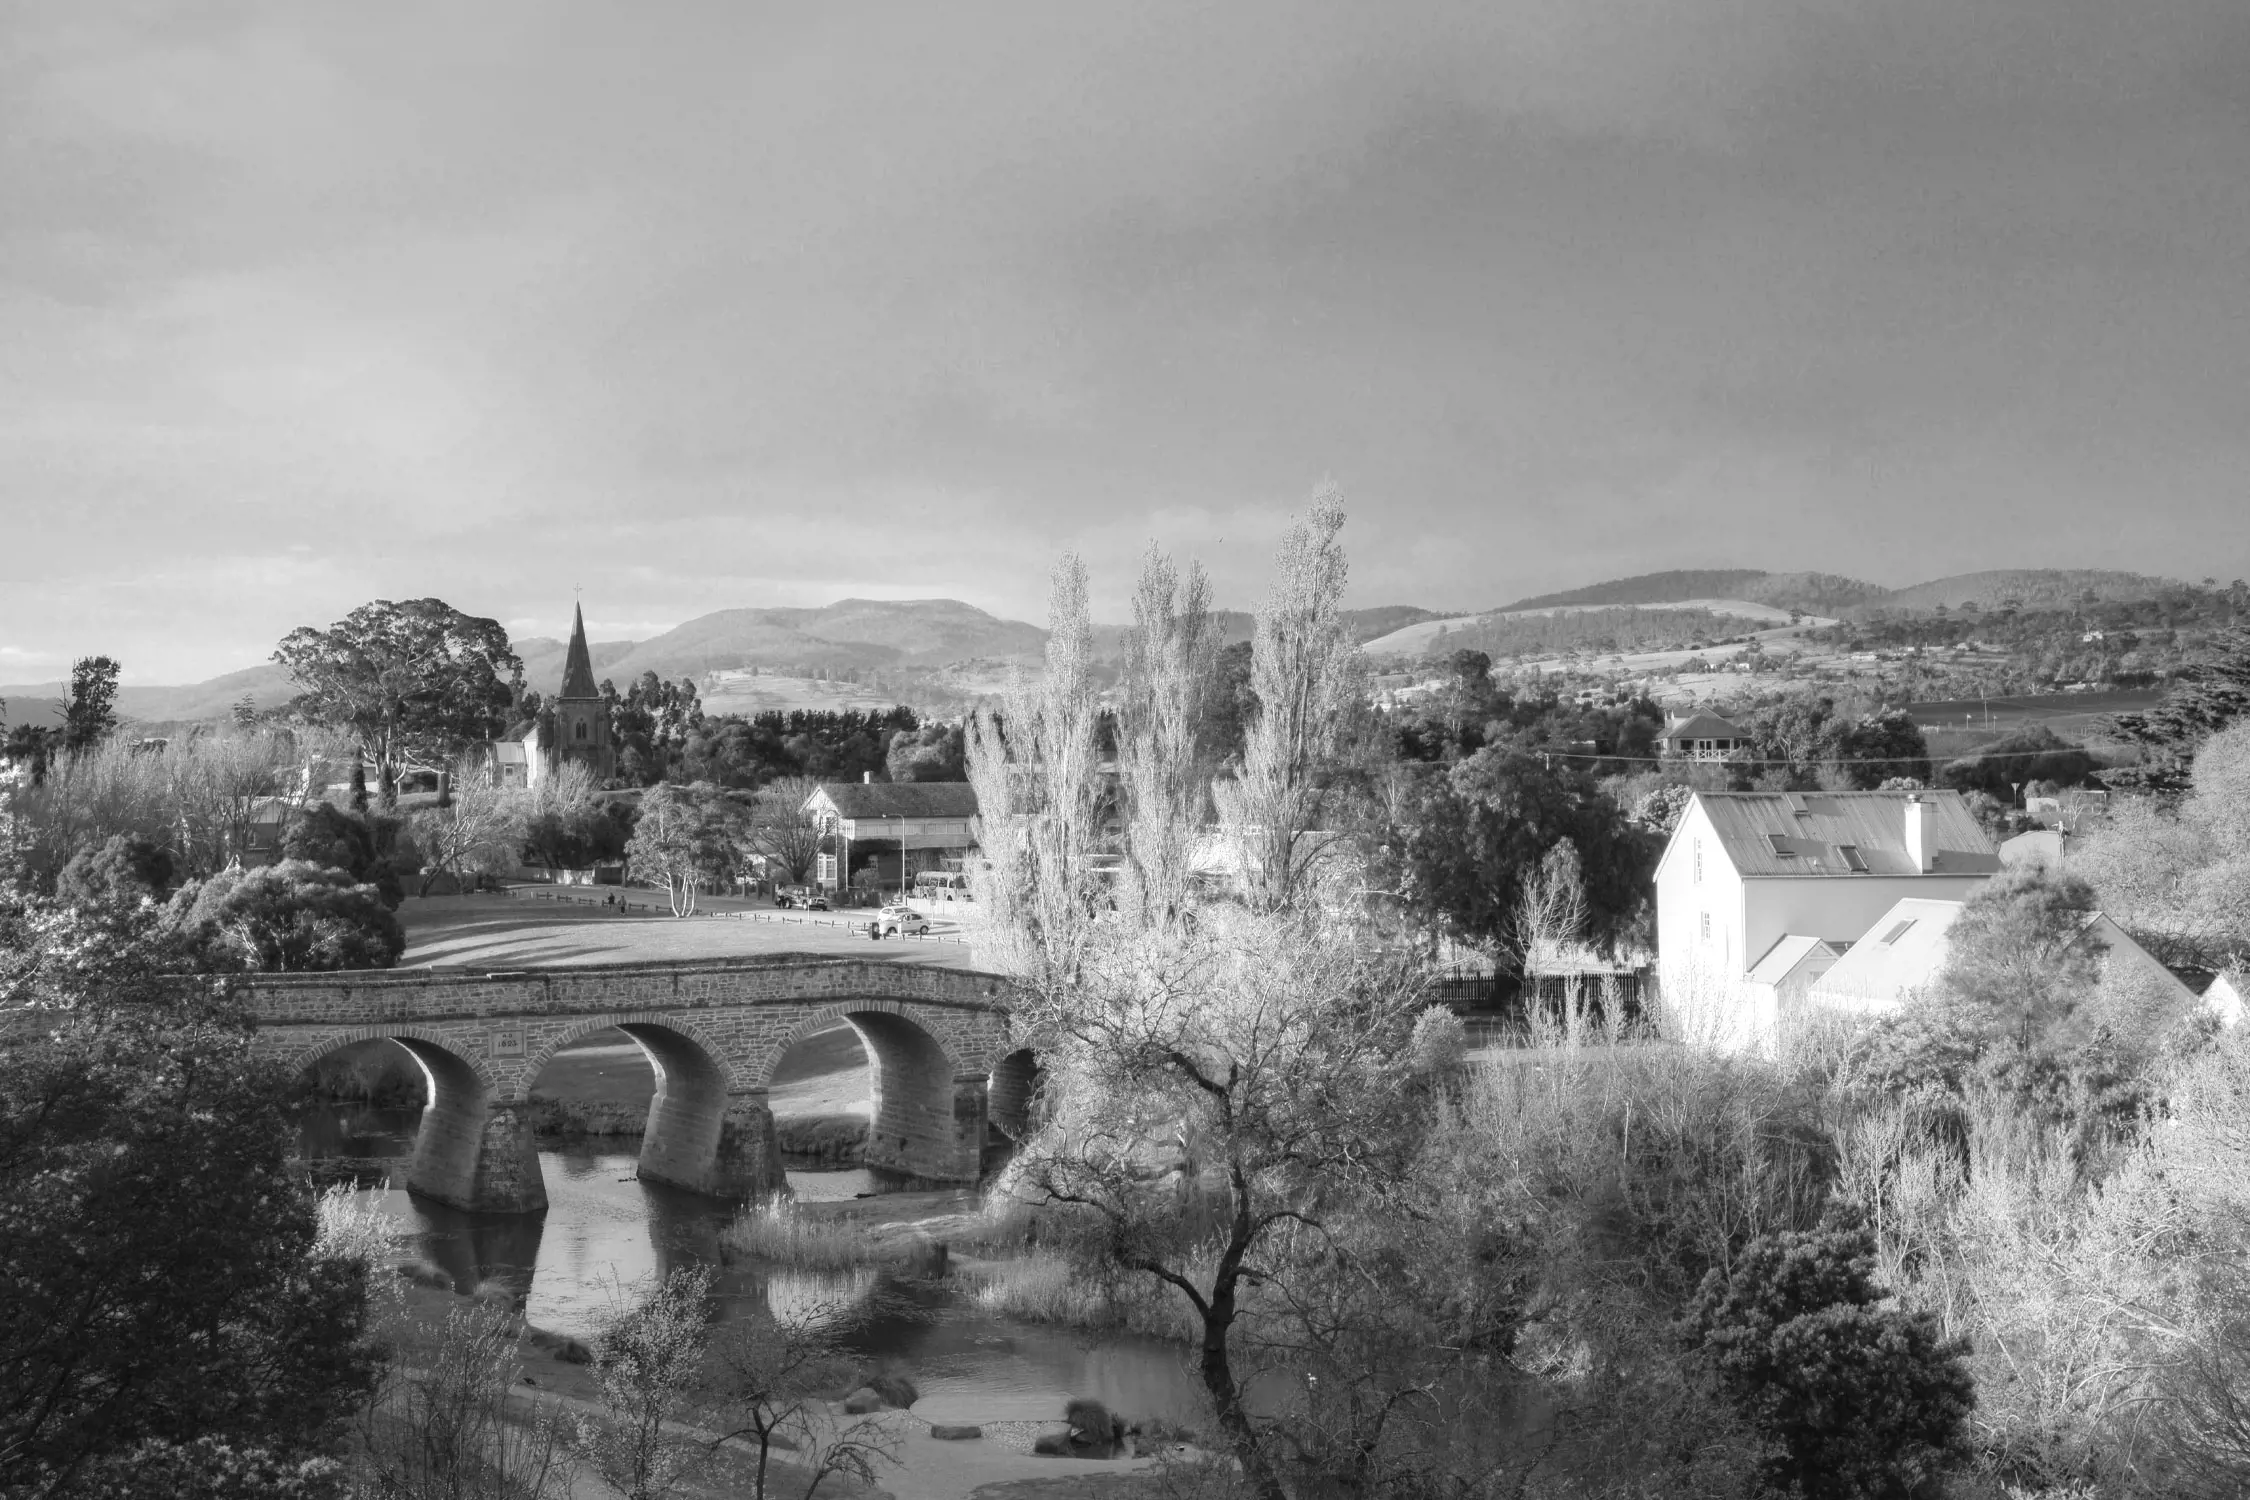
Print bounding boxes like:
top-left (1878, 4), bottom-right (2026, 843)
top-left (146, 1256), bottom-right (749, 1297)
top-left (244, 955), bottom-right (1023, 1215)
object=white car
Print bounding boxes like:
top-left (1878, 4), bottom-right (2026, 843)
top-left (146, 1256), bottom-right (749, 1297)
top-left (875, 905), bottom-right (929, 937)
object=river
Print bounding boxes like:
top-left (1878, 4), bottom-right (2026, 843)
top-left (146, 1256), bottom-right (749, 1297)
top-left (302, 1105), bottom-right (1208, 1428)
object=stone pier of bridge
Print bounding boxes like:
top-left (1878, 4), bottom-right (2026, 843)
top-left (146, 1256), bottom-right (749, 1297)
top-left (239, 956), bottom-right (1018, 1214)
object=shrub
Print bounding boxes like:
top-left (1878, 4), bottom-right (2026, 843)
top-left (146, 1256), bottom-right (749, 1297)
top-left (170, 860), bottom-right (405, 972)
top-left (1682, 1221), bottom-right (1974, 1499)
top-left (57, 833), bottom-right (176, 908)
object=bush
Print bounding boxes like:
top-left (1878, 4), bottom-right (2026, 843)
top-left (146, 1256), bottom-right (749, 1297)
top-left (1682, 1221), bottom-right (1974, 1499)
top-left (57, 833), bottom-right (176, 908)
top-left (170, 860), bottom-right (405, 972)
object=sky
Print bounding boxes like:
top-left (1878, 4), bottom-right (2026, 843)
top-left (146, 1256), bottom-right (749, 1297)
top-left (4, 1), bottom-right (2249, 682)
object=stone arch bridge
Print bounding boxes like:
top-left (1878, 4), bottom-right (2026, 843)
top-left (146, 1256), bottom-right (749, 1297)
top-left (236, 955), bottom-right (1036, 1215)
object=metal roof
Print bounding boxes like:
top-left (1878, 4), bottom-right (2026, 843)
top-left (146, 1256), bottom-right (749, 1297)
top-left (1747, 934), bottom-right (1845, 985)
top-left (1809, 897), bottom-right (1967, 1007)
top-left (1664, 712), bottom-right (1746, 741)
top-left (811, 781), bottom-right (981, 821)
top-left (1695, 790), bottom-right (1999, 878)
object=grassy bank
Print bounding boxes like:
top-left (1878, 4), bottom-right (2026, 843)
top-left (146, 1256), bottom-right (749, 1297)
top-left (774, 1112), bottom-right (867, 1166)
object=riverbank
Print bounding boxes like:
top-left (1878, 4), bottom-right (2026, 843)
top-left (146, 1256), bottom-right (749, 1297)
top-left (384, 1268), bottom-right (1195, 1500)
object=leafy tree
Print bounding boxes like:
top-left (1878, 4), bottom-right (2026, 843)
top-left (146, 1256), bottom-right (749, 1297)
top-left (3, 721), bottom-right (59, 785)
top-left (1385, 748), bottom-right (1652, 970)
top-left (171, 860), bottom-right (406, 971)
top-left (281, 803), bottom-right (407, 910)
top-left (55, 833), bottom-right (175, 909)
top-left (348, 759), bottom-right (369, 814)
top-left (2112, 622), bottom-right (2250, 778)
top-left (1937, 725), bottom-right (2096, 800)
top-left (62, 655), bottom-right (122, 753)
top-left (0, 899), bottom-right (379, 1495)
top-left (273, 599), bottom-right (522, 809)
top-left (1683, 1222), bottom-right (1973, 1499)
top-left (622, 783), bottom-right (738, 916)
top-left (1937, 863), bottom-right (2105, 1048)
top-left (883, 721), bottom-right (966, 782)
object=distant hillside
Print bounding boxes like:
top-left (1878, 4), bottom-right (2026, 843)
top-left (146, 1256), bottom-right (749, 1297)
top-left (0, 663), bottom-right (297, 729)
top-left (1865, 569), bottom-right (2183, 614)
top-left (1502, 570), bottom-right (1773, 611)
top-left (587, 599), bottom-right (1049, 686)
top-left (1502, 569), bottom-right (1885, 616)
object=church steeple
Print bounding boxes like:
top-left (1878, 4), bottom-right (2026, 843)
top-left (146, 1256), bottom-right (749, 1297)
top-left (560, 602), bottom-right (600, 701)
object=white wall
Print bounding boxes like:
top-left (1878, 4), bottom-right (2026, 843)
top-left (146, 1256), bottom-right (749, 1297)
top-left (1655, 800), bottom-right (1746, 1003)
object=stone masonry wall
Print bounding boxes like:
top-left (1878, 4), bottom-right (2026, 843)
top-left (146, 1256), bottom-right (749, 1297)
top-left (244, 955), bottom-right (1017, 1198)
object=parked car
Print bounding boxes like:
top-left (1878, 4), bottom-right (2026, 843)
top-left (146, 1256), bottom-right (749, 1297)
top-left (775, 887), bottom-right (831, 912)
top-left (876, 904), bottom-right (929, 937)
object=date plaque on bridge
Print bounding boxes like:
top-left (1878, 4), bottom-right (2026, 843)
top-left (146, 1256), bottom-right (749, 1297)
top-left (490, 1027), bottom-right (525, 1059)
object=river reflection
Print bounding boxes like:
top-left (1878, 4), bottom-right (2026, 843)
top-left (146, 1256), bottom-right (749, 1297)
top-left (301, 1105), bottom-right (1208, 1427)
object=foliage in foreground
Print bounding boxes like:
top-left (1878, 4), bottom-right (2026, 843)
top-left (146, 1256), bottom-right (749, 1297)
top-left (0, 895), bottom-right (380, 1498)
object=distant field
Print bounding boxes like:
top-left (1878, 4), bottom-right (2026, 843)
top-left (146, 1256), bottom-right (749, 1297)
top-left (1905, 691), bottom-right (2160, 743)
top-left (696, 670), bottom-right (907, 716)
top-left (1359, 600), bottom-right (1830, 658)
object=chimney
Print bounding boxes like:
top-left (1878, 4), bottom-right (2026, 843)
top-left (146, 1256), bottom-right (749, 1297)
top-left (863, 770), bottom-right (873, 784)
top-left (1904, 794), bottom-right (1933, 873)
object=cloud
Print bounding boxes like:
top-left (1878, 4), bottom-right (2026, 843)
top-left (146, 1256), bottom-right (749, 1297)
top-left (3, 1), bottom-right (2249, 679)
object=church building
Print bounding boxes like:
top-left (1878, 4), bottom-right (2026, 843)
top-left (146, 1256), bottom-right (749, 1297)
top-left (494, 602), bottom-right (615, 789)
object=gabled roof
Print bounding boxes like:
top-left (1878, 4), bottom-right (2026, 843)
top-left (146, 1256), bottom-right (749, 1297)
top-left (810, 781), bottom-right (980, 821)
top-left (1665, 712), bottom-right (1746, 741)
top-left (1692, 790), bottom-right (1999, 878)
top-left (559, 603), bottom-right (600, 701)
top-left (1808, 897), bottom-right (1968, 1008)
top-left (1747, 934), bottom-right (1845, 986)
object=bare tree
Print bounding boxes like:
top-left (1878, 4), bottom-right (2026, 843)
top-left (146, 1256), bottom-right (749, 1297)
top-left (352, 1300), bottom-right (577, 1500)
top-left (1211, 489), bottom-right (1367, 913)
top-left (576, 1269), bottom-right (712, 1500)
top-left (410, 760), bottom-right (525, 896)
top-left (745, 776), bottom-right (825, 887)
top-left (707, 1301), bottom-right (898, 1500)
top-left (1504, 838), bottom-right (1590, 980)
top-left (163, 731), bottom-right (299, 879)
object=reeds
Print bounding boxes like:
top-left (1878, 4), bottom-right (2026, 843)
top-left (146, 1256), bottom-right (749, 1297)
top-left (722, 1197), bottom-right (881, 1271)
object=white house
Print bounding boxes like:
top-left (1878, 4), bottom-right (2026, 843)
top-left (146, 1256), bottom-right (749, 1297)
top-left (803, 778), bottom-right (980, 894)
top-left (1810, 896), bottom-right (2201, 1019)
top-left (1660, 712), bottom-right (1749, 761)
top-left (1655, 790), bottom-right (2000, 1047)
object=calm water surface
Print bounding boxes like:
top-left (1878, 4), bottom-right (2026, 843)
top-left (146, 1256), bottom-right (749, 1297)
top-left (301, 1105), bottom-right (1205, 1426)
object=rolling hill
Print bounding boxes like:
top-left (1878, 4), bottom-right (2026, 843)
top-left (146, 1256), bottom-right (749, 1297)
top-left (1500, 569), bottom-right (1887, 616)
top-left (1866, 569), bottom-right (2185, 613)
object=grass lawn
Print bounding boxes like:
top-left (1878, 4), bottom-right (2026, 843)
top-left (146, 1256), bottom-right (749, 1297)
top-left (396, 891), bottom-right (980, 972)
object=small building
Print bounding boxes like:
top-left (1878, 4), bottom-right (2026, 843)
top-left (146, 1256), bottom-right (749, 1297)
top-left (1999, 828), bottom-right (2067, 870)
top-left (803, 779), bottom-right (980, 896)
top-left (1810, 898), bottom-right (2201, 1019)
top-left (1660, 712), bottom-right (1749, 761)
top-left (1654, 789), bottom-right (2001, 1049)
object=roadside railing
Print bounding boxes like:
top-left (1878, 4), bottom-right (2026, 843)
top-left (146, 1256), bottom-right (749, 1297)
top-left (494, 885), bottom-right (972, 944)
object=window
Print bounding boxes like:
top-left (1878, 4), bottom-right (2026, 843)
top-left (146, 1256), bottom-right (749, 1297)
top-left (1881, 919), bottom-right (1915, 945)
top-left (574, 722), bottom-right (587, 741)
top-left (1700, 912), bottom-right (1711, 941)
top-left (1694, 839), bottom-right (1703, 884)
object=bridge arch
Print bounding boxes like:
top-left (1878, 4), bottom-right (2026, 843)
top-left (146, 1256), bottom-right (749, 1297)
top-left (763, 1004), bottom-right (982, 1181)
top-left (987, 1047), bottom-right (1044, 1143)
top-left (291, 1029), bottom-right (543, 1214)
top-left (524, 1013), bottom-right (773, 1199)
